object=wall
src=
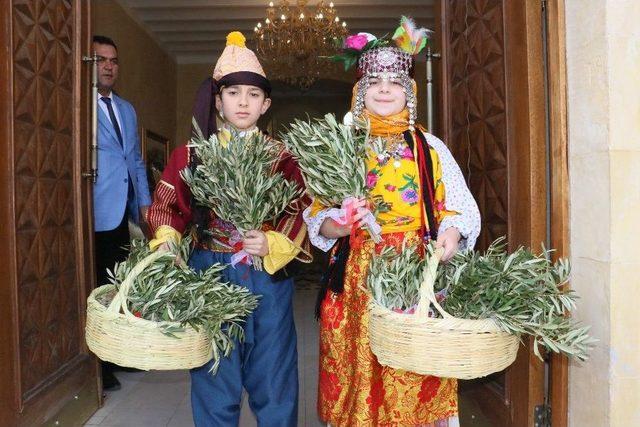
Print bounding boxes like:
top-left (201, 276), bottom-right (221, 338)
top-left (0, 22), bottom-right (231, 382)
top-left (566, 1), bottom-right (640, 425)
top-left (176, 63), bottom-right (211, 146)
top-left (93, 0), bottom-right (177, 148)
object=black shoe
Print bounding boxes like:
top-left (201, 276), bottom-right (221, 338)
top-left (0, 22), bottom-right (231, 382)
top-left (102, 369), bottom-right (121, 391)
top-left (117, 366), bottom-right (143, 373)
top-left (104, 361), bottom-right (142, 373)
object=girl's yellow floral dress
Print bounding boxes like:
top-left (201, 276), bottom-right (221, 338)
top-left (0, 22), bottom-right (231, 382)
top-left (307, 111), bottom-right (466, 426)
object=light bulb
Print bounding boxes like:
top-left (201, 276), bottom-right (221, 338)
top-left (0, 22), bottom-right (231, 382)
top-left (265, 18), bottom-right (270, 24)
top-left (342, 21), bottom-right (346, 27)
top-left (335, 17), bottom-right (339, 22)
top-left (300, 13), bottom-right (304, 19)
top-left (281, 14), bottom-right (286, 20)
top-left (257, 22), bottom-right (262, 28)
top-left (330, 2), bottom-right (334, 7)
top-left (269, 2), bottom-right (274, 7)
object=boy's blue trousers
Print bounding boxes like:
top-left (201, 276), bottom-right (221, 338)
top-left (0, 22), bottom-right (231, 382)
top-left (189, 249), bottom-right (298, 427)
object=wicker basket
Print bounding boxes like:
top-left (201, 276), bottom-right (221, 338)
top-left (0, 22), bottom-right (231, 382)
top-left (369, 249), bottom-right (520, 380)
top-left (85, 252), bottom-right (212, 370)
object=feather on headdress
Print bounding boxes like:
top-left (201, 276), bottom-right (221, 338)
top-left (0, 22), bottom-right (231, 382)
top-left (392, 16), bottom-right (430, 55)
top-left (327, 16), bottom-right (431, 72)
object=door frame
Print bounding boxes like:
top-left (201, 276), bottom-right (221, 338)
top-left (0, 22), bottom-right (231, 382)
top-left (434, 0), bottom-right (570, 425)
top-left (544, 0), bottom-right (570, 426)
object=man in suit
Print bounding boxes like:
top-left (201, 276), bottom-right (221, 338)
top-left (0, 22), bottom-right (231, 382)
top-left (92, 35), bottom-right (151, 390)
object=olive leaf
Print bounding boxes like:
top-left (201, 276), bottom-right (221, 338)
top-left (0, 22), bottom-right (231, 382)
top-left (107, 238), bottom-right (260, 374)
top-left (181, 122), bottom-right (301, 270)
top-left (367, 238), bottom-right (596, 361)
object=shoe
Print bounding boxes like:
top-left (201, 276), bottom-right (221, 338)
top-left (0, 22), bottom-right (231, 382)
top-left (102, 369), bottom-right (121, 391)
top-left (105, 361), bottom-right (142, 373)
top-left (117, 366), bottom-right (143, 373)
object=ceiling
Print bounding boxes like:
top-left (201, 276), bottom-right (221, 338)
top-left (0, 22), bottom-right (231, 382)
top-left (116, 0), bottom-right (436, 64)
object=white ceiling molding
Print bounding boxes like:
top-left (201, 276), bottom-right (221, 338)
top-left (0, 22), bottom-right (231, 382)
top-left (116, 0), bottom-right (435, 64)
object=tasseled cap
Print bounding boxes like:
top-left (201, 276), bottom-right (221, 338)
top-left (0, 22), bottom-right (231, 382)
top-left (213, 32), bottom-right (271, 96)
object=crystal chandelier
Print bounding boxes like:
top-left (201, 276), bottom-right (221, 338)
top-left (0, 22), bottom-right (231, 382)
top-left (254, 1), bottom-right (348, 88)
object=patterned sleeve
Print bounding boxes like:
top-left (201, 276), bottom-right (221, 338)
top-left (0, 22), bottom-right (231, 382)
top-left (271, 150), bottom-right (313, 263)
top-left (303, 205), bottom-right (339, 252)
top-left (425, 132), bottom-right (481, 250)
top-left (146, 145), bottom-right (193, 235)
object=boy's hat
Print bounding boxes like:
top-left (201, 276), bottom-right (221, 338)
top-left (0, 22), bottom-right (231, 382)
top-left (213, 32), bottom-right (271, 96)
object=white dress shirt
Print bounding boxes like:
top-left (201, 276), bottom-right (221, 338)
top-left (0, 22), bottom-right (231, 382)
top-left (98, 91), bottom-right (124, 136)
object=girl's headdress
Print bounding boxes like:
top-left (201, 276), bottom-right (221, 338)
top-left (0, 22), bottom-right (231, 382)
top-left (330, 17), bottom-right (431, 129)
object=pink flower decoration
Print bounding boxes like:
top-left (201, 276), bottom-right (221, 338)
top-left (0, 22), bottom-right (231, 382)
top-left (402, 146), bottom-right (414, 159)
top-left (345, 34), bottom-right (369, 51)
top-left (366, 171), bottom-right (379, 188)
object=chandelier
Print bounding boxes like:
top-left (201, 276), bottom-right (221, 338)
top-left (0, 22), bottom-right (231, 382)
top-left (254, 1), bottom-right (348, 88)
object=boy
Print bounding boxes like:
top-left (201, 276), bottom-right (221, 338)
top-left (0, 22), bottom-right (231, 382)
top-left (147, 32), bottom-right (311, 427)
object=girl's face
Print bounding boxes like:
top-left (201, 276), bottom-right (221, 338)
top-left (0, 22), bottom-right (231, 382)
top-left (216, 84), bottom-right (271, 130)
top-left (363, 77), bottom-right (407, 117)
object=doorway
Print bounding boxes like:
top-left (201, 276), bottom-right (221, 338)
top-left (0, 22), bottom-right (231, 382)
top-left (0, 1), bottom-right (570, 425)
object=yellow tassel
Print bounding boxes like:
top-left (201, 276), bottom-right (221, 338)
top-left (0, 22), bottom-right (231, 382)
top-left (226, 31), bottom-right (246, 48)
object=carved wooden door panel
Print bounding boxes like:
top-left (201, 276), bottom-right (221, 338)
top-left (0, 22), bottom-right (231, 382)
top-left (436, 0), bottom-right (549, 425)
top-left (0, 1), bottom-right (98, 425)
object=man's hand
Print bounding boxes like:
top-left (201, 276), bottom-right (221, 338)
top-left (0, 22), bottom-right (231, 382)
top-left (140, 205), bottom-right (149, 222)
top-left (243, 230), bottom-right (269, 257)
top-left (435, 227), bottom-right (461, 262)
top-left (138, 206), bottom-right (151, 238)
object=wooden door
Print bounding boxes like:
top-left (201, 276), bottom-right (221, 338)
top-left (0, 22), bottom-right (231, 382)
top-left (435, 0), bottom-right (554, 425)
top-left (0, 1), bottom-right (99, 426)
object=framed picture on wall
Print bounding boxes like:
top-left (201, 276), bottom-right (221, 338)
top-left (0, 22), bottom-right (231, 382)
top-left (140, 128), bottom-right (170, 194)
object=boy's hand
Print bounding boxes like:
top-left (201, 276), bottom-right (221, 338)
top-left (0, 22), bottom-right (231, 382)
top-left (243, 230), bottom-right (269, 257)
top-left (156, 241), bottom-right (185, 266)
top-left (435, 227), bottom-right (461, 262)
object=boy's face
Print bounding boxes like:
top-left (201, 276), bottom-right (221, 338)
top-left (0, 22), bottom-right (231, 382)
top-left (364, 77), bottom-right (407, 117)
top-left (216, 85), bottom-right (271, 131)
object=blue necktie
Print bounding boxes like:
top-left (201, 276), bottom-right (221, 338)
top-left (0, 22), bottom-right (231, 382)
top-left (101, 96), bottom-right (123, 147)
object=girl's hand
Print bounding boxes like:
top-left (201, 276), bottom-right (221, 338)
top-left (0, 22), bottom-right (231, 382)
top-left (243, 230), bottom-right (270, 257)
top-left (320, 198), bottom-right (368, 238)
top-left (435, 227), bottom-right (461, 262)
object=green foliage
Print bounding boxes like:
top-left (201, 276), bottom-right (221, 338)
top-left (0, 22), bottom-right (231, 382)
top-left (107, 238), bottom-right (260, 374)
top-left (367, 244), bottom-right (425, 312)
top-left (327, 37), bottom-right (390, 71)
top-left (282, 113), bottom-right (369, 207)
top-left (367, 238), bottom-right (596, 361)
top-left (181, 122), bottom-right (301, 269)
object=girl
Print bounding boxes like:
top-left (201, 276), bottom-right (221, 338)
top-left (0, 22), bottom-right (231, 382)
top-left (304, 22), bottom-right (481, 426)
top-left (147, 32), bottom-right (311, 427)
